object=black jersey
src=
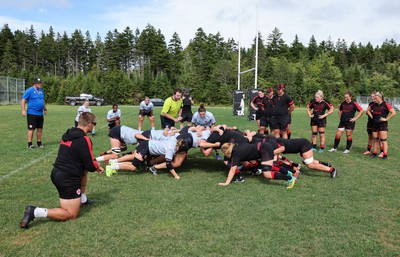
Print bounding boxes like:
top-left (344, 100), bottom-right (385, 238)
top-left (272, 93), bottom-right (294, 116)
top-left (181, 96), bottom-right (192, 114)
top-left (264, 97), bottom-right (275, 117)
top-left (339, 100), bottom-right (363, 122)
top-left (308, 99), bottom-right (333, 121)
top-left (53, 127), bottom-right (99, 178)
top-left (370, 101), bottom-right (393, 123)
top-left (251, 96), bottom-right (268, 115)
top-left (207, 130), bottom-right (248, 145)
top-left (229, 143), bottom-right (261, 167)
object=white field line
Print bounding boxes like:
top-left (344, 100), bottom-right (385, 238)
top-left (1, 112), bottom-right (135, 182)
top-left (0, 151), bottom-right (55, 181)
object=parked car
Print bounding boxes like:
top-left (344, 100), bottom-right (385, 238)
top-left (150, 98), bottom-right (165, 106)
top-left (65, 93), bottom-right (104, 106)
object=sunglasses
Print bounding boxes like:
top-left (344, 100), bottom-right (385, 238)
top-left (91, 121), bottom-right (97, 126)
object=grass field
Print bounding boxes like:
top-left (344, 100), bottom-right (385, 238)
top-left (0, 104), bottom-right (399, 257)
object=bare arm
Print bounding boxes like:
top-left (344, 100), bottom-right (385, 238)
top-left (21, 99), bottom-right (27, 116)
top-left (218, 166), bottom-right (237, 186)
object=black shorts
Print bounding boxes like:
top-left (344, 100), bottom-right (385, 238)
top-left (270, 115), bottom-right (289, 130)
top-left (286, 138), bottom-right (313, 154)
top-left (371, 122), bottom-right (388, 132)
top-left (260, 142), bottom-right (274, 162)
top-left (288, 115), bottom-right (292, 125)
top-left (367, 120), bottom-right (373, 134)
top-left (27, 114), bottom-right (44, 130)
top-left (255, 112), bottom-right (265, 121)
top-left (180, 112), bottom-right (193, 122)
top-left (108, 126), bottom-right (122, 140)
top-left (338, 120), bottom-right (355, 131)
top-left (310, 118), bottom-right (327, 128)
top-left (259, 117), bottom-right (272, 128)
top-left (160, 115), bottom-right (175, 129)
top-left (51, 170), bottom-right (81, 200)
top-left (141, 130), bottom-right (151, 139)
top-left (108, 121), bottom-right (117, 129)
top-left (139, 110), bottom-right (153, 117)
top-left (136, 140), bottom-right (150, 157)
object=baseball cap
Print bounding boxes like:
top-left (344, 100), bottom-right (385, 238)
top-left (33, 78), bottom-right (42, 84)
top-left (266, 87), bottom-right (274, 93)
top-left (276, 84), bottom-right (284, 90)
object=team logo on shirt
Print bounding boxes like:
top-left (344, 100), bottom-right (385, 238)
top-left (76, 189), bottom-right (81, 195)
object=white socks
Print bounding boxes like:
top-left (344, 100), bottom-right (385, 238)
top-left (96, 156), bottom-right (105, 162)
top-left (110, 163), bottom-right (120, 170)
top-left (34, 208), bottom-right (48, 218)
top-left (81, 193), bottom-right (87, 203)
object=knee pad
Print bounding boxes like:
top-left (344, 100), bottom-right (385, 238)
top-left (166, 161), bottom-right (173, 170)
top-left (302, 157), bottom-right (314, 165)
top-left (132, 157), bottom-right (142, 167)
top-left (312, 132), bottom-right (318, 136)
top-left (374, 137), bottom-right (380, 141)
top-left (111, 147), bottom-right (121, 154)
top-left (318, 131), bottom-right (325, 134)
top-left (379, 138), bottom-right (387, 142)
top-left (260, 164), bottom-right (272, 172)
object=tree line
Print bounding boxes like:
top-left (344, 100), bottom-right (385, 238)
top-left (1, 23), bottom-right (400, 106)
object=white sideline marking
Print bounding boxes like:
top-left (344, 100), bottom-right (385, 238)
top-left (0, 151), bottom-right (55, 181)
top-left (1, 111), bottom-right (135, 182)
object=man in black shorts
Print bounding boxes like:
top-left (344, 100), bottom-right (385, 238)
top-left (21, 77), bottom-right (48, 149)
top-left (19, 112), bottom-right (104, 229)
top-left (271, 84), bottom-right (294, 138)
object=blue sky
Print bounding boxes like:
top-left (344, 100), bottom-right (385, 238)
top-left (1, 0), bottom-right (399, 48)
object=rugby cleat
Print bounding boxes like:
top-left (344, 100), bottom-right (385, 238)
top-left (19, 205), bottom-right (36, 229)
top-left (105, 166), bottom-right (117, 177)
top-left (328, 148), bottom-right (337, 152)
top-left (286, 176), bottom-right (296, 189)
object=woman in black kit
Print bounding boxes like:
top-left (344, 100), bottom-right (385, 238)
top-left (218, 141), bottom-right (297, 189)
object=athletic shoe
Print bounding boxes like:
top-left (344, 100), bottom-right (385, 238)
top-left (312, 148), bottom-right (316, 152)
top-left (297, 163), bottom-right (302, 171)
top-left (326, 162), bottom-right (332, 167)
top-left (381, 156), bottom-right (388, 160)
top-left (149, 166), bottom-right (158, 175)
top-left (19, 205), bottom-right (36, 229)
top-left (81, 199), bottom-right (95, 207)
top-left (330, 168), bottom-right (338, 178)
top-left (318, 148), bottom-right (324, 153)
top-left (370, 153), bottom-right (377, 158)
top-left (328, 148), bottom-right (337, 152)
top-left (105, 166), bottom-right (116, 177)
top-left (216, 154), bottom-right (222, 161)
top-left (28, 145), bottom-right (35, 149)
top-left (342, 149), bottom-right (350, 154)
top-left (363, 150), bottom-right (371, 155)
top-left (233, 174), bottom-right (245, 183)
top-left (378, 152), bottom-right (384, 158)
top-left (286, 177), bottom-right (296, 189)
top-left (37, 144), bottom-right (44, 148)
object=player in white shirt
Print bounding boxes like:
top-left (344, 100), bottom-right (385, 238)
top-left (107, 104), bottom-right (122, 131)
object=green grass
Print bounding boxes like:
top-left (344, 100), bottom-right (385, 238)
top-left (0, 105), bottom-right (399, 257)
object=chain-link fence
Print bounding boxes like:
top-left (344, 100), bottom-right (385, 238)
top-left (0, 76), bottom-right (25, 105)
top-left (357, 96), bottom-right (400, 111)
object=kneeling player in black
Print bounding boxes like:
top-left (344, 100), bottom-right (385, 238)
top-left (19, 113), bottom-right (104, 229)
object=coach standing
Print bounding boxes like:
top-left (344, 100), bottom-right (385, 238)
top-left (160, 88), bottom-right (183, 129)
top-left (21, 77), bottom-right (48, 149)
